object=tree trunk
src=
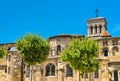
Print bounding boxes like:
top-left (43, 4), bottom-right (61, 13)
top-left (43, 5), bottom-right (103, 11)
top-left (31, 66), bottom-right (34, 81)
top-left (21, 59), bottom-right (24, 81)
top-left (79, 72), bottom-right (80, 81)
top-left (83, 73), bottom-right (86, 81)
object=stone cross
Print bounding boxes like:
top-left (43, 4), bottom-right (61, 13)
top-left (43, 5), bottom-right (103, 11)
top-left (95, 8), bottom-right (99, 17)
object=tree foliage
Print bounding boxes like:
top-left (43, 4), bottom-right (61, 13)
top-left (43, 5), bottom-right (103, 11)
top-left (0, 46), bottom-right (7, 58)
top-left (16, 33), bottom-right (50, 65)
top-left (61, 37), bottom-right (100, 75)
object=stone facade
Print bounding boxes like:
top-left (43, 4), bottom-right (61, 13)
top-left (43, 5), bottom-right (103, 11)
top-left (0, 17), bottom-right (120, 81)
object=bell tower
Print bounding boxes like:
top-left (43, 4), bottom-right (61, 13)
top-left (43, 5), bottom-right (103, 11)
top-left (87, 9), bottom-right (111, 38)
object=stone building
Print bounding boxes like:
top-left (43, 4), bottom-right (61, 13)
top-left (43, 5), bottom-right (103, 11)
top-left (0, 16), bottom-right (120, 81)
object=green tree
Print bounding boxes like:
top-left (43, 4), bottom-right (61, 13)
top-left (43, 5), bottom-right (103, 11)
top-left (61, 37), bottom-right (100, 81)
top-left (16, 33), bottom-right (50, 81)
top-left (0, 46), bottom-right (7, 58)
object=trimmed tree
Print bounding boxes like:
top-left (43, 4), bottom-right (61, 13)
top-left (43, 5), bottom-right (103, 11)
top-left (0, 46), bottom-right (7, 58)
top-left (16, 33), bottom-right (50, 81)
top-left (61, 37), bottom-right (100, 81)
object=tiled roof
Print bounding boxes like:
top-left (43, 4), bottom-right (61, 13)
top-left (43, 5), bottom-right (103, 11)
top-left (102, 30), bottom-right (111, 37)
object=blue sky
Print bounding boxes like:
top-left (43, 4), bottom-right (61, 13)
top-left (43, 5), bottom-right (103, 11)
top-left (0, 0), bottom-right (120, 43)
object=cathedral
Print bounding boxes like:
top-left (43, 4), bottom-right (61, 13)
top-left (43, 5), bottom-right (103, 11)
top-left (0, 16), bottom-right (120, 81)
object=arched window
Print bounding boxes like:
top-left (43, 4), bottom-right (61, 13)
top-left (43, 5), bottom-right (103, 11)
top-left (95, 25), bottom-right (97, 34)
top-left (57, 45), bottom-right (61, 55)
top-left (104, 49), bottom-right (108, 56)
top-left (99, 25), bottom-right (102, 33)
top-left (46, 63), bottom-right (55, 76)
top-left (66, 64), bottom-right (73, 77)
top-left (26, 65), bottom-right (30, 77)
top-left (114, 70), bottom-right (118, 81)
top-left (94, 70), bottom-right (99, 78)
top-left (90, 26), bottom-right (93, 34)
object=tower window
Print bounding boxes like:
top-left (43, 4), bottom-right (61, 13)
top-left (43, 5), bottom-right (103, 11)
top-left (95, 25), bottom-right (97, 34)
top-left (50, 49), bottom-right (53, 56)
top-left (103, 49), bottom-right (108, 56)
top-left (46, 63), bottom-right (55, 76)
top-left (57, 45), bottom-right (61, 55)
top-left (90, 26), bottom-right (93, 34)
top-left (99, 25), bottom-right (102, 33)
top-left (66, 64), bottom-right (73, 77)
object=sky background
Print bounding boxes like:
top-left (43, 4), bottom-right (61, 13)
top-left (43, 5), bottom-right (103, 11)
top-left (0, 0), bottom-right (120, 43)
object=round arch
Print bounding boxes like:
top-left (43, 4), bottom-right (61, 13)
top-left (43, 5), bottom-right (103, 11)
top-left (45, 63), bottom-right (55, 76)
top-left (114, 70), bottom-right (118, 81)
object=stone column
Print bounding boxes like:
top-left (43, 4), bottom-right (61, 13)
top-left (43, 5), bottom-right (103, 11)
top-left (58, 62), bottom-right (64, 81)
top-left (101, 59), bottom-right (109, 81)
top-left (97, 25), bottom-right (99, 34)
top-left (88, 26), bottom-right (90, 36)
top-left (34, 69), bottom-right (41, 81)
top-left (102, 25), bottom-right (105, 34)
top-left (89, 72), bottom-right (94, 81)
top-left (93, 27), bottom-right (95, 35)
